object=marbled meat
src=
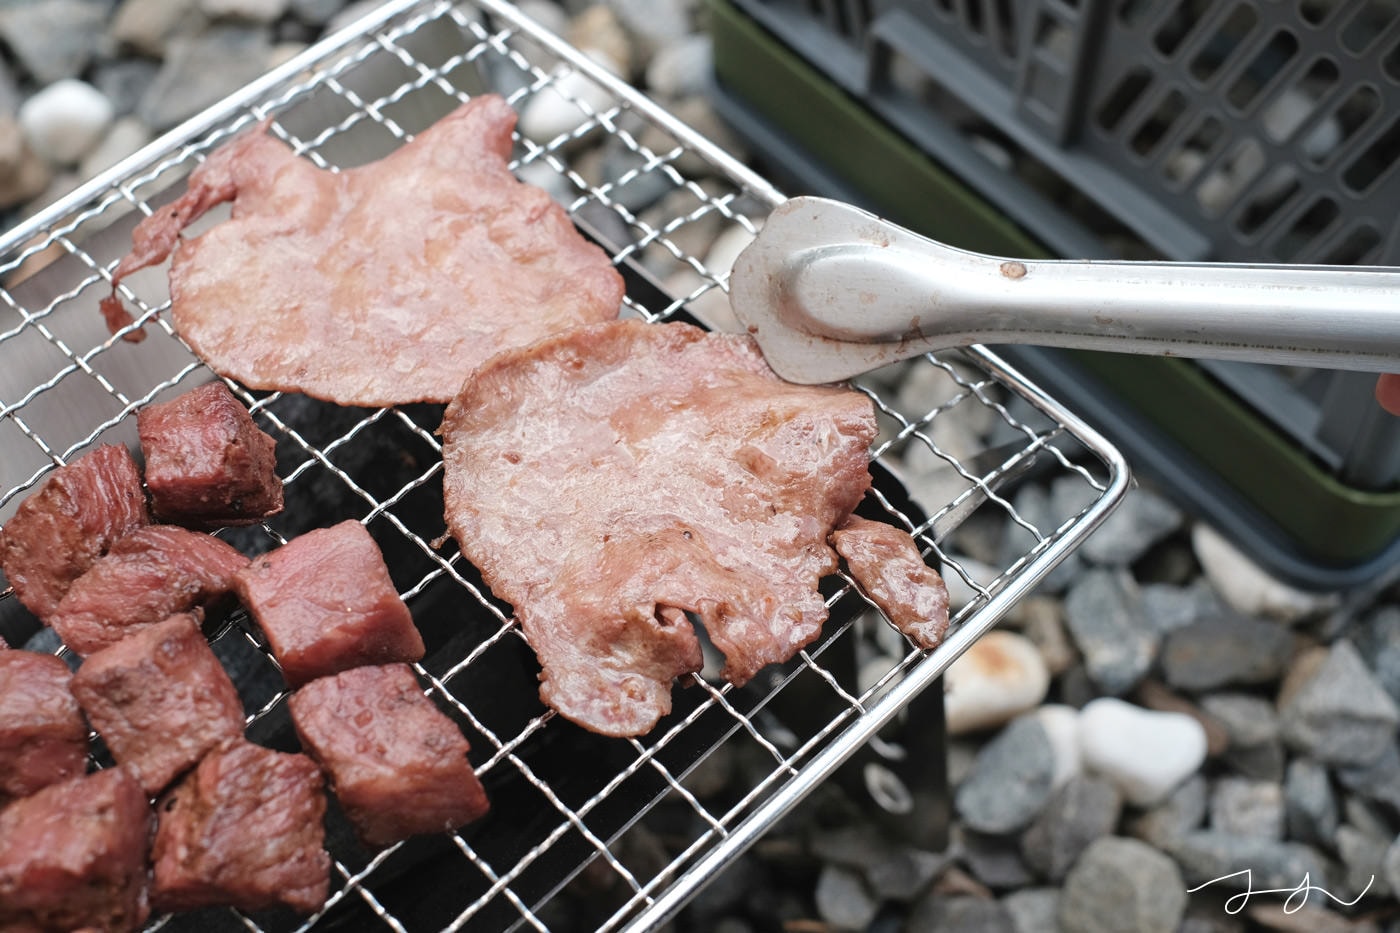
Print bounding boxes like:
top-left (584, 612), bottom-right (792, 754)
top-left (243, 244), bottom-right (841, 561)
top-left (138, 380), bottom-right (283, 528)
top-left (829, 515), bottom-right (950, 650)
top-left (289, 663), bottom-right (488, 849)
top-left (234, 520), bottom-right (424, 687)
top-left (100, 94), bottom-right (624, 406)
top-left (48, 524), bottom-right (248, 656)
top-left (0, 444), bottom-right (149, 621)
top-left (151, 739), bottom-right (329, 914)
top-left (0, 767), bottom-right (153, 933)
top-left (71, 613), bottom-right (245, 796)
top-left (441, 320), bottom-right (878, 737)
top-left (0, 650), bottom-right (88, 804)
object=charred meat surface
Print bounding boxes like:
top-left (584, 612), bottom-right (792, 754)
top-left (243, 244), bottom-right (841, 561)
top-left (71, 613), bottom-right (245, 796)
top-left (151, 739), bottom-right (329, 914)
top-left (289, 663), bottom-right (489, 849)
top-left (830, 515), bottom-right (950, 650)
top-left (0, 651), bottom-right (88, 804)
top-left (138, 381), bottom-right (283, 528)
top-left (48, 525), bottom-right (248, 657)
top-left (234, 520), bottom-right (424, 687)
top-left (0, 767), bottom-right (153, 933)
top-left (0, 444), bottom-right (149, 621)
top-left (101, 94), bottom-right (624, 407)
top-left (441, 320), bottom-right (877, 737)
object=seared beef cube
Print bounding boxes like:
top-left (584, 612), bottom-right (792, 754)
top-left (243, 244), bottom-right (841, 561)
top-left (152, 739), bottom-right (329, 914)
top-left (49, 525), bottom-right (248, 656)
top-left (0, 651), bottom-right (88, 803)
top-left (71, 614), bottom-right (244, 796)
top-left (0, 767), bottom-right (152, 932)
top-left (0, 444), bottom-right (149, 621)
top-left (289, 663), bottom-right (489, 848)
top-left (234, 520), bottom-right (424, 687)
top-left (139, 381), bottom-right (284, 528)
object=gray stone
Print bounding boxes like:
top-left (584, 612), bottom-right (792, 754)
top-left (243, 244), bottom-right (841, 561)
top-left (1159, 610), bottom-right (1295, 692)
top-left (138, 27), bottom-right (274, 132)
top-left (864, 847), bottom-right (951, 902)
top-left (1140, 580), bottom-right (1222, 636)
top-left (1012, 594), bottom-right (1078, 676)
top-left (1059, 836), bottom-right (1187, 933)
top-left (813, 864), bottom-right (879, 932)
top-left (1385, 836), bottom-right (1400, 908)
top-left (1283, 758), bottom-right (1339, 848)
top-left (597, 138), bottom-right (674, 213)
top-left (1335, 739), bottom-right (1400, 819)
top-left (1078, 485), bottom-right (1183, 567)
top-left (108, 0), bottom-right (201, 58)
top-left (908, 894), bottom-right (1017, 933)
top-left (0, 58), bottom-right (18, 118)
top-left (1164, 831), bottom-right (1330, 891)
top-left (1278, 641), bottom-right (1400, 766)
top-left (1245, 902), bottom-right (1381, 933)
top-left (1177, 908), bottom-right (1248, 933)
top-left (1127, 773), bottom-right (1208, 848)
top-left (1003, 481), bottom-right (1083, 594)
top-left (1001, 887), bottom-right (1059, 933)
top-left (0, 0), bottom-right (107, 84)
top-left (958, 828), bottom-right (1038, 891)
top-left (1209, 778), bottom-right (1284, 840)
top-left (201, 0), bottom-right (289, 23)
top-left (1353, 605), bottom-right (1400, 706)
top-left (1062, 568), bottom-right (1158, 696)
top-left (1336, 825), bottom-right (1391, 900)
top-left (1200, 692), bottom-right (1285, 781)
top-left (288, 0), bottom-right (344, 26)
top-left (1020, 774), bottom-right (1123, 882)
top-left (0, 115), bottom-right (52, 211)
top-left (92, 58), bottom-right (161, 118)
top-left (953, 716), bottom-right (1056, 835)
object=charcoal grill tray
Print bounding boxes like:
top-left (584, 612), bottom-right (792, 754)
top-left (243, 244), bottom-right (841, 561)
top-left (0, 1), bottom-right (1129, 929)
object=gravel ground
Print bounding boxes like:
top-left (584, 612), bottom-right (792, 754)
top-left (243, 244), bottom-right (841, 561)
top-left (2, 1), bottom-right (1399, 931)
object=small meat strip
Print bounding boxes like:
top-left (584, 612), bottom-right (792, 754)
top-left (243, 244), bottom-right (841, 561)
top-left (234, 520), bottom-right (424, 687)
top-left (0, 651), bottom-right (88, 804)
top-left (289, 663), bottom-right (488, 849)
top-left (71, 613), bottom-right (245, 796)
top-left (0, 444), bottom-right (149, 621)
top-left (442, 320), bottom-right (878, 737)
top-left (138, 381), bottom-right (283, 528)
top-left (151, 739), bottom-right (329, 915)
top-left (0, 767), bottom-right (153, 933)
top-left (829, 515), bottom-right (951, 650)
top-left (48, 524), bottom-right (248, 656)
top-left (100, 94), bottom-right (624, 406)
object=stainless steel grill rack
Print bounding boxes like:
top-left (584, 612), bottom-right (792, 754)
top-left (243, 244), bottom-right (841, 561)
top-left (0, 1), bottom-right (1129, 929)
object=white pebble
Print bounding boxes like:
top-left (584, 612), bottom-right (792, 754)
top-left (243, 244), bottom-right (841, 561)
top-left (645, 34), bottom-right (712, 99)
top-left (1031, 703), bottom-right (1083, 789)
top-left (941, 555), bottom-right (1000, 612)
top-left (18, 79), bottom-right (114, 165)
top-left (200, 0), bottom-right (288, 22)
top-left (518, 50), bottom-right (623, 144)
top-left (944, 630), bottom-right (1050, 735)
top-left (1192, 524), bottom-right (1338, 623)
top-left (1079, 697), bottom-right (1207, 807)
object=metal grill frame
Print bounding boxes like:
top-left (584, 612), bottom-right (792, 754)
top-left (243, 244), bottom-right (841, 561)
top-left (0, 1), bottom-right (1130, 930)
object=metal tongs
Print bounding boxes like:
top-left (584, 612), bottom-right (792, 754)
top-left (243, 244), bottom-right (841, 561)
top-left (728, 197), bottom-right (1400, 384)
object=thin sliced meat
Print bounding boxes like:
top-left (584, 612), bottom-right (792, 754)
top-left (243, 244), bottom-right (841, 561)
top-left (0, 651), bottom-right (88, 804)
top-left (100, 94), bottom-right (624, 406)
top-left (0, 444), bottom-right (149, 621)
top-left (441, 320), bottom-right (877, 737)
top-left (830, 515), bottom-right (950, 650)
top-left (49, 525), bottom-right (248, 656)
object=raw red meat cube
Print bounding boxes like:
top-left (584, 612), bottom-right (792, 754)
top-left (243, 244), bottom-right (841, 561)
top-left (234, 520), bottom-right (424, 687)
top-left (49, 524), bottom-right (248, 656)
top-left (0, 767), bottom-right (152, 932)
top-left (289, 663), bottom-right (489, 848)
top-left (151, 739), bottom-right (329, 915)
top-left (71, 613), bottom-right (245, 796)
top-left (0, 444), bottom-right (149, 621)
top-left (0, 651), bottom-right (88, 804)
top-left (138, 381), bottom-right (284, 528)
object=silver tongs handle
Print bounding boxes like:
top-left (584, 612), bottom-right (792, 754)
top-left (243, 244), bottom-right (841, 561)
top-left (728, 197), bottom-right (1400, 384)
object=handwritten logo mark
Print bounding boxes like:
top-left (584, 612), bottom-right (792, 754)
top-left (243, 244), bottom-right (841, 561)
top-left (1187, 870), bottom-right (1373, 915)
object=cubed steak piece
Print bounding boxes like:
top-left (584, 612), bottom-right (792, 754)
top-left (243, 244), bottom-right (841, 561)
top-left (138, 381), bottom-right (284, 528)
top-left (48, 524), bottom-right (248, 656)
top-left (0, 651), bottom-right (88, 804)
top-left (0, 767), bottom-right (152, 933)
top-left (151, 740), bottom-right (329, 914)
top-left (71, 613), bottom-right (245, 796)
top-left (829, 515), bottom-right (951, 651)
top-left (289, 663), bottom-right (488, 848)
top-left (0, 444), bottom-right (149, 621)
top-left (234, 520), bottom-right (424, 687)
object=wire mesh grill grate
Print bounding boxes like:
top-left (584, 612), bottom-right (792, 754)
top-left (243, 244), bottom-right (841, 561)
top-left (0, 1), bottom-right (1127, 930)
